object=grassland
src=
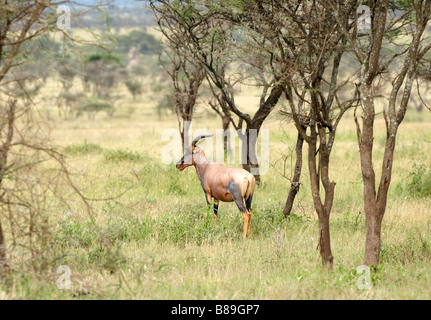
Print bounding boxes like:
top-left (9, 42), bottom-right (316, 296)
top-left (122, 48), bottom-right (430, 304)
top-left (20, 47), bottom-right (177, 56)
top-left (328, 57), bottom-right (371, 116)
top-left (1, 73), bottom-right (431, 300)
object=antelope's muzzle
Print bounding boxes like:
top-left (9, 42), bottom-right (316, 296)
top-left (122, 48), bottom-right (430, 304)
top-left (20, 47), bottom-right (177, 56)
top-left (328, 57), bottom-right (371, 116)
top-left (176, 158), bottom-right (185, 171)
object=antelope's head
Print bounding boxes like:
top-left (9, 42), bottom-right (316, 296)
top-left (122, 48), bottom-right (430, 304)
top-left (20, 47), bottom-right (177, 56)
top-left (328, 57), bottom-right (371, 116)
top-left (176, 134), bottom-right (212, 171)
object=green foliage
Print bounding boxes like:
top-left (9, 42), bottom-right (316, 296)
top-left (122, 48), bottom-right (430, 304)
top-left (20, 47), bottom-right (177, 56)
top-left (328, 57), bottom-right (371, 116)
top-left (83, 53), bottom-right (127, 99)
top-left (406, 163), bottom-right (431, 198)
top-left (155, 208), bottom-right (219, 244)
top-left (395, 163), bottom-right (431, 199)
top-left (85, 52), bottom-right (123, 64)
top-left (333, 210), bottom-right (364, 232)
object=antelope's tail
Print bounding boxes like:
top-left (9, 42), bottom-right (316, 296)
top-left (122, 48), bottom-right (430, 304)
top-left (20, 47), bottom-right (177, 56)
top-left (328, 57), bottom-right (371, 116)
top-left (240, 173), bottom-right (255, 200)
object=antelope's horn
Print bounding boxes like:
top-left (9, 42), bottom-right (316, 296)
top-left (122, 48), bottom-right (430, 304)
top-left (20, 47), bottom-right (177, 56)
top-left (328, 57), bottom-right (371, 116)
top-left (191, 134), bottom-right (213, 147)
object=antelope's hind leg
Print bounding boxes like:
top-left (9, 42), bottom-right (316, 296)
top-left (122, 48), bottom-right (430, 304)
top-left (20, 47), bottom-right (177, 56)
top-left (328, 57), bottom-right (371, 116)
top-left (245, 195), bottom-right (253, 238)
top-left (233, 197), bottom-right (249, 239)
top-left (228, 180), bottom-right (251, 238)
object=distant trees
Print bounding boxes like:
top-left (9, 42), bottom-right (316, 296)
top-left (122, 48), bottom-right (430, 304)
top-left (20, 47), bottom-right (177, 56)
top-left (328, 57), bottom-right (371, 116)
top-left (115, 29), bottom-right (162, 56)
top-left (83, 53), bottom-right (126, 98)
top-left (125, 79), bottom-right (144, 101)
top-left (52, 27), bottom-right (163, 119)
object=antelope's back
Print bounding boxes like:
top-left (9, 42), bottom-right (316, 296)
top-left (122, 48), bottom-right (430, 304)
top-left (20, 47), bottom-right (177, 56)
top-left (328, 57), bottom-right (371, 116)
top-left (204, 164), bottom-right (255, 201)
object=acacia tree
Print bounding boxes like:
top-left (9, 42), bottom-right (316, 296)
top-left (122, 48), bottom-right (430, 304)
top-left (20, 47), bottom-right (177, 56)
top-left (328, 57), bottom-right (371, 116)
top-left (149, 0), bottom-right (359, 267)
top-left (150, 0), bottom-right (283, 183)
top-left (83, 53), bottom-right (125, 98)
top-left (0, 0), bottom-right (115, 271)
top-left (326, 0), bottom-right (431, 268)
top-left (165, 48), bottom-right (205, 150)
top-left (0, 0), bottom-right (58, 269)
top-left (227, 0), bottom-right (361, 267)
top-left (152, 3), bottom-right (207, 150)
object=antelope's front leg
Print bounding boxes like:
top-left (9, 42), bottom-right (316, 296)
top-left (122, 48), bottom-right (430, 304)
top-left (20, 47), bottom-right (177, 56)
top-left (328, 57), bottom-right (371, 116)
top-left (204, 190), bottom-right (212, 214)
top-left (213, 199), bottom-right (219, 225)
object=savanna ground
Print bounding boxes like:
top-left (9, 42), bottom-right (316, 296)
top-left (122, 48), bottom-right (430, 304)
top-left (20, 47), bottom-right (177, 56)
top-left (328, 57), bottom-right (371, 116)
top-left (1, 61), bottom-right (431, 300)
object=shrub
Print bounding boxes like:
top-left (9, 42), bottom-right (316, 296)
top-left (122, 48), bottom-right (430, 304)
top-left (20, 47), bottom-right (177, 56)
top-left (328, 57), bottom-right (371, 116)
top-left (125, 79), bottom-right (143, 100)
top-left (406, 163), bottom-right (431, 198)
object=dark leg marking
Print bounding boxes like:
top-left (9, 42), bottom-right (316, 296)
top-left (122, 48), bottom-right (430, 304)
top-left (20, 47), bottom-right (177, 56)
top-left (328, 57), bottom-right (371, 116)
top-left (227, 179), bottom-right (246, 213)
top-left (213, 203), bottom-right (219, 216)
top-left (245, 194), bottom-right (253, 212)
top-left (200, 171), bottom-right (206, 191)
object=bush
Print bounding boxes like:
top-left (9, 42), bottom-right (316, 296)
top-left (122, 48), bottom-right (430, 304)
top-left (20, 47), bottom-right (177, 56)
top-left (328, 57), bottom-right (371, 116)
top-left (125, 79), bottom-right (143, 100)
top-left (406, 163), bottom-right (431, 198)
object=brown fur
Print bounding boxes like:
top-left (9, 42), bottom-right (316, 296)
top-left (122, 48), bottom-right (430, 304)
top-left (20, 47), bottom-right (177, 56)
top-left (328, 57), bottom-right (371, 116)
top-left (176, 145), bottom-right (256, 238)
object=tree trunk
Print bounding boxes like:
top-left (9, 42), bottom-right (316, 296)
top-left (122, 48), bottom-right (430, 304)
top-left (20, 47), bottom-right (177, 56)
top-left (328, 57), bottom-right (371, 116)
top-left (363, 206), bottom-right (383, 268)
top-left (361, 131), bottom-right (396, 268)
top-left (178, 116), bottom-right (192, 151)
top-left (317, 210), bottom-right (334, 268)
top-left (222, 114), bottom-right (230, 159)
top-left (0, 101), bottom-right (14, 270)
top-left (357, 82), bottom-right (399, 268)
top-left (283, 128), bottom-right (304, 217)
top-left (240, 126), bottom-right (261, 184)
top-left (307, 126), bottom-right (334, 268)
top-left (0, 221), bottom-right (6, 269)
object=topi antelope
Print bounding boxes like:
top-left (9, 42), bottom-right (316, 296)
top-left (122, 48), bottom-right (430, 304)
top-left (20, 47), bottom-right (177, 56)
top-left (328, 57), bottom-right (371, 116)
top-left (176, 134), bottom-right (256, 238)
